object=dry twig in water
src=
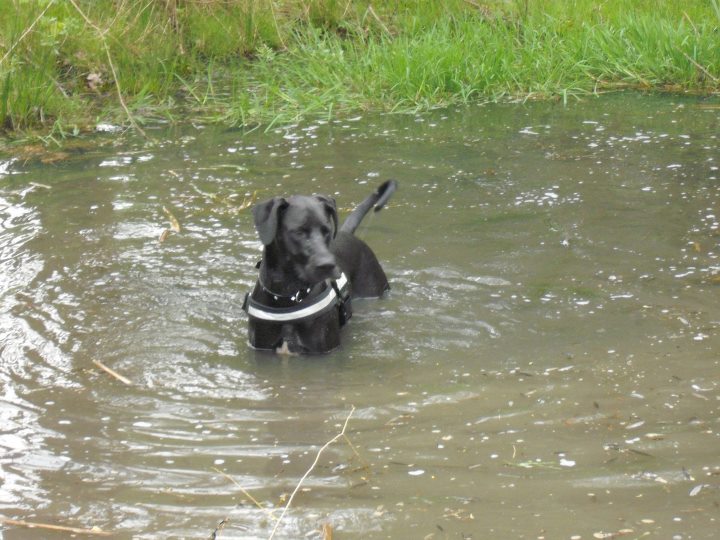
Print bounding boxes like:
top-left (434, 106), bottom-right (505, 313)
top-left (159, 205), bottom-right (182, 242)
top-left (93, 359), bottom-right (132, 385)
top-left (0, 517), bottom-right (111, 536)
top-left (212, 467), bottom-right (278, 519)
top-left (163, 205), bottom-right (182, 232)
top-left (268, 406), bottom-right (356, 539)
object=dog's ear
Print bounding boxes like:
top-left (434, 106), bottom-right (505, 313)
top-left (252, 197), bottom-right (288, 245)
top-left (314, 195), bottom-right (338, 238)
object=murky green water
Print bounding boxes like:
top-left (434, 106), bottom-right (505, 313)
top-left (1, 94), bottom-right (719, 539)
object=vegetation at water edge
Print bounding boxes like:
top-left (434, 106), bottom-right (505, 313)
top-left (1, 0), bottom-right (719, 140)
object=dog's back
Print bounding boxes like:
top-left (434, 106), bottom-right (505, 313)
top-left (333, 231), bottom-right (389, 298)
top-left (334, 180), bottom-right (397, 297)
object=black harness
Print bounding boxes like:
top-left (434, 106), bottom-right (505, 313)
top-left (242, 273), bottom-right (352, 327)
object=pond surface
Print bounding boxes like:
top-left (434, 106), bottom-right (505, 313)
top-left (1, 94), bottom-right (719, 539)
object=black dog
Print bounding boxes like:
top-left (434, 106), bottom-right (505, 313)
top-left (242, 180), bottom-right (397, 354)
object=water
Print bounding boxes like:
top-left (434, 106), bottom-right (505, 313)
top-left (1, 94), bottom-right (719, 539)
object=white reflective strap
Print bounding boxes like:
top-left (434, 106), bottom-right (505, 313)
top-left (247, 273), bottom-right (348, 322)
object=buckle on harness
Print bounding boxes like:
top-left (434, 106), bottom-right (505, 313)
top-left (331, 279), bottom-right (352, 326)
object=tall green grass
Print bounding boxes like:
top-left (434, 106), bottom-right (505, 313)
top-left (0, 0), bottom-right (718, 137)
top-left (223, 1), bottom-right (720, 125)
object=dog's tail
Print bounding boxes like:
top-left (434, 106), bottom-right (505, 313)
top-left (340, 180), bottom-right (398, 235)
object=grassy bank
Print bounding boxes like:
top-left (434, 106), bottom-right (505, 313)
top-left (1, 0), bottom-right (719, 140)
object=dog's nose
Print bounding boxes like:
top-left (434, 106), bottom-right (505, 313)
top-left (313, 250), bottom-right (340, 278)
top-left (317, 261), bottom-right (340, 279)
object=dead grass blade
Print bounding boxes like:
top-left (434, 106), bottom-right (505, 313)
top-left (268, 406), bottom-right (356, 539)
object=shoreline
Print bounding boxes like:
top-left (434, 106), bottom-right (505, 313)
top-left (1, 0), bottom-right (719, 146)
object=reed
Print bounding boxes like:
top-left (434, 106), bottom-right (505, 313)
top-left (0, 0), bottom-right (718, 138)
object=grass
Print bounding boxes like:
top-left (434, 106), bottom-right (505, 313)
top-left (0, 0), bottom-right (719, 141)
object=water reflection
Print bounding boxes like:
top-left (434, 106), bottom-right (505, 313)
top-left (1, 95), bottom-right (719, 538)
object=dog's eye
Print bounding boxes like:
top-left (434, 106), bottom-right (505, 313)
top-left (320, 226), bottom-right (331, 238)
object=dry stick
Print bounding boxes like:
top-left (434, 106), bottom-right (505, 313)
top-left (0, 0), bottom-right (57, 67)
top-left (101, 38), bottom-right (149, 138)
top-left (208, 466), bottom-right (282, 539)
top-left (680, 50), bottom-right (719, 84)
top-left (163, 205), bottom-right (182, 232)
top-left (212, 467), bottom-right (278, 520)
top-left (267, 1), bottom-right (287, 51)
top-left (66, 0), bottom-right (149, 139)
top-left (268, 406), bottom-right (356, 540)
top-left (342, 433), bottom-right (371, 470)
top-left (365, 5), bottom-right (391, 36)
top-left (0, 517), bottom-right (112, 537)
top-left (93, 359), bottom-right (133, 385)
top-left (166, 0), bottom-right (185, 55)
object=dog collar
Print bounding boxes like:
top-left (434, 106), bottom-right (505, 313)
top-left (260, 282), bottom-right (312, 303)
top-left (243, 273), bottom-right (349, 323)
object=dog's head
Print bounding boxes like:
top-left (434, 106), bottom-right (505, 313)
top-left (252, 194), bottom-right (340, 284)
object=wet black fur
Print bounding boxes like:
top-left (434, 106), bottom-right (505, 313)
top-left (247, 180), bottom-right (397, 354)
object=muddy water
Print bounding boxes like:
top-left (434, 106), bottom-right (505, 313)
top-left (1, 94), bottom-right (719, 539)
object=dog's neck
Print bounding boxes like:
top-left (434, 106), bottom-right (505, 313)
top-left (258, 244), bottom-right (317, 301)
